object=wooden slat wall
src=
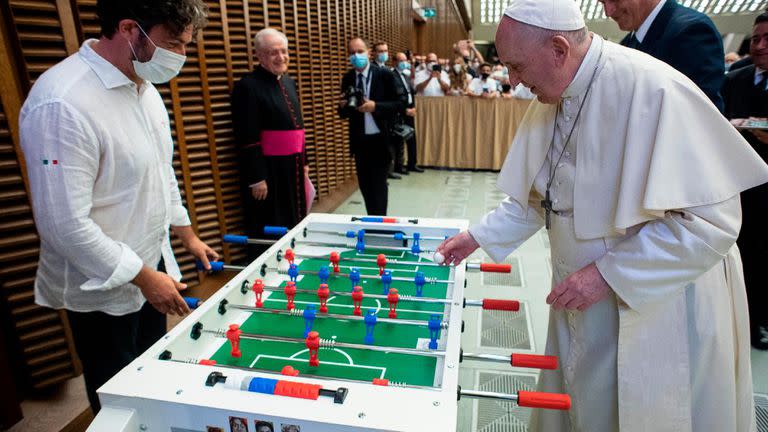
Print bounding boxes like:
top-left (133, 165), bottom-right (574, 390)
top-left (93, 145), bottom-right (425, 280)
top-left (0, 0), bottom-right (467, 392)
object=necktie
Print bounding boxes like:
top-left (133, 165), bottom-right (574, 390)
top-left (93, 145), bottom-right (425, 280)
top-left (357, 73), bottom-right (365, 95)
top-left (626, 33), bottom-right (640, 49)
top-left (756, 72), bottom-right (767, 91)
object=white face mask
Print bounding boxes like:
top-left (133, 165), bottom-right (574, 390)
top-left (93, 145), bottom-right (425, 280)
top-left (129, 25), bottom-right (186, 84)
top-left (402, 68), bottom-right (411, 77)
top-left (453, 64), bottom-right (462, 73)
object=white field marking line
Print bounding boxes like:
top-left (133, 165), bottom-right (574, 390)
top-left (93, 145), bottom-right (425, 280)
top-left (287, 348), bottom-right (352, 365)
top-left (357, 251), bottom-right (406, 259)
top-left (266, 298), bottom-right (437, 316)
top-left (252, 354), bottom-right (386, 378)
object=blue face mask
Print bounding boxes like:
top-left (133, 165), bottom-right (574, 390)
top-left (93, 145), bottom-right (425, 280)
top-left (350, 53), bottom-right (368, 69)
top-left (377, 53), bottom-right (388, 64)
top-left (397, 61), bottom-right (410, 71)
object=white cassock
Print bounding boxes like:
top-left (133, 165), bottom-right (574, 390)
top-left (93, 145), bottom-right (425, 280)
top-left (469, 35), bottom-right (767, 432)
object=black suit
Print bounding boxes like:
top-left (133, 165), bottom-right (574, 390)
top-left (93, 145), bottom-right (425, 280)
top-left (722, 65), bottom-right (768, 344)
top-left (339, 64), bottom-right (403, 215)
top-left (620, 0), bottom-right (724, 111)
top-left (392, 68), bottom-right (419, 171)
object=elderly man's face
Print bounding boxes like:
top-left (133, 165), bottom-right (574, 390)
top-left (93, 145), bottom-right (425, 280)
top-left (599, 0), bottom-right (656, 31)
top-left (495, 18), bottom-right (565, 104)
top-left (256, 34), bottom-right (289, 75)
top-left (751, 22), bottom-right (768, 70)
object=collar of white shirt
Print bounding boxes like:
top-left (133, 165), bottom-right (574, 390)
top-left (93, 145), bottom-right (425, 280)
top-left (635, 0), bottom-right (666, 43)
top-left (755, 67), bottom-right (766, 86)
top-left (79, 39), bottom-right (144, 90)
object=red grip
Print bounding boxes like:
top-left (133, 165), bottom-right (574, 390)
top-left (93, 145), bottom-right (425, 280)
top-left (517, 391), bottom-right (571, 410)
top-left (510, 353), bottom-right (558, 370)
top-left (479, 263), bottom-right (512, 273)
top-left (482, 299), bottom-right (520, 311)
top-left (382, 217), bottom-right (397, 223)
top-left (198, 359), bottom-right (217, 366)
top-left (274, 381), bottom-right (322, 400)
top-left (372, 378), bottom-right (389, 386)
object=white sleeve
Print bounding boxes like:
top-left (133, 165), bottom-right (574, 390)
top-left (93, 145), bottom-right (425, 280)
top-left (414, 71), bottom-right (428, 86)
top-left (440, 71), bottom-right (451, 86)
top-left (468, 79), bottom-right (480, 95)
top-left (20, 101), bottom-right (144, 291)
top-left (596, 195), bottom-right (741, 311)
top-left (167, 155), bottom-right (191, 227)
top-left (468, 197), bottom-right (545, 262)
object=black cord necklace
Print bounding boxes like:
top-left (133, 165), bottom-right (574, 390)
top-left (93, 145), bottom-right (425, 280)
top-left (541, 47), bottom-right (603, 230)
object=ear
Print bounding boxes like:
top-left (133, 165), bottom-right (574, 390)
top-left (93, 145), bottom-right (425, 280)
top-left (117, 19), bottom-right (139, 41)
top-left (551, 35), bottom-right (571, 66)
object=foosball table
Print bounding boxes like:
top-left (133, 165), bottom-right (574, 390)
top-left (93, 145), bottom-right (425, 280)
top-left (87, 213), bottom-right (570, 432)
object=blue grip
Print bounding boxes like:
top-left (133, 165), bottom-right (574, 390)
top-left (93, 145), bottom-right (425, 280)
top-left (198, 261), bottom-right (225, 272)
top-left (263, 226), bottom-right (288, 236)
top-left (183, 297), bottom-right (200, 309)
top-left (247, 377), bottom-right (279, 395)
top-left (223, 234), bottom-right (248, 245)
top-left (346, 230), bottom-right (356, 238)
top-left (359, 217), bottom-right (383, 222)
top-left (394, 233), bottom-right (404, 240)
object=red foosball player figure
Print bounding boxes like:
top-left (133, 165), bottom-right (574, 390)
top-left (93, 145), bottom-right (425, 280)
top-left (317, 283), bottom-right (330, 313)
top-left (329, 251), bottom-right (340, 273)
top-left (306, 330), bottom-right (320, 367)
top-left (387, 288), bottom-right (399, 318)
top-left (226, 324), bottom-right (242, 358)
top-left (352, 285), bottom-right (364, 316)
top-left (285, 281), bottom-right (297, 311)
top-left (285, 248), bottom-right (295, 264)
top-left (377, 254), bottom-right (387, 275)
top-left (252, 279), bottom-right (264, 308)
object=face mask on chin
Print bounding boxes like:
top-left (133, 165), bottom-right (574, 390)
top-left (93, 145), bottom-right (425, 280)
top-left (128, 24), bottom-right (186, 84)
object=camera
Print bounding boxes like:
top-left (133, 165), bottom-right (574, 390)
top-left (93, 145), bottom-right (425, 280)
top-left (342, 86), bottom-right (365, 115)
top-left (431, 64), bottom-right (442, 72)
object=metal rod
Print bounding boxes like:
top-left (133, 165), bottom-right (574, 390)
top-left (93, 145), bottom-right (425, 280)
top-left (295, 240), bottom-right (437, 254)
top-left (290, 250), bottom-right (450, 269)
top-left (461, 353), bottom-right (510, 363)
top-left (251, 282), bottom-right (452, 305)
top-left (204, 329), bottom-right (447, 358)
top-left (168, 358), bottom-right (438, 390)
top-left (307, 229), bottom-right (447, 242)
top-left (459, 389), bottom-right (520, 402)
top-left (227, 303), bottom-right (448, 328)
top-left (273, 266), bottom-right (453, 285)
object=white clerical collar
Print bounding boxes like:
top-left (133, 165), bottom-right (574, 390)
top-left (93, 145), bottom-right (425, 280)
top-left (635, 0), bottom-right (665, 42)
top-left (563, 34), bottom-right (603, 98)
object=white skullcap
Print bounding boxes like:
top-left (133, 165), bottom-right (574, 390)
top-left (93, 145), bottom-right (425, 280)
top-left (503, 0), bottom-right (585, 31)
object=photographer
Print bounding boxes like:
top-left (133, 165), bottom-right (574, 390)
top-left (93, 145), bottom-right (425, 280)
top-left (414, 53), bottom-right (450, 96)
top-left (338, 37), bottom-right (403, 215)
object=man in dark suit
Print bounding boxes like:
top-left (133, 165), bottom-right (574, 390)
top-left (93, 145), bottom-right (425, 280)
top-left (339, 37), bottom-right (403, 215)
top-left (393, 52), bottom-right (423, 174)
top-left (601, 0), bottom-right (725, 111)
top-left (722, 11), bottom-right (768, 350)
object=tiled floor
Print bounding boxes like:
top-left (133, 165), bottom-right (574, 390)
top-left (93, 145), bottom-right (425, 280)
top-left (335, 168), bottom-right (768, 431)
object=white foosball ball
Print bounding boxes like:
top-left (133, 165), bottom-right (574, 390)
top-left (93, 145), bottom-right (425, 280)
top-left (87, 213), bottom-right (570, 432)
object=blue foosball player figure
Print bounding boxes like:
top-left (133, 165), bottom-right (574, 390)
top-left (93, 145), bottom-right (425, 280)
top-left (428, 314), bottom-right (441, 349)
top-left (364, 309), bottom-right (377, 345)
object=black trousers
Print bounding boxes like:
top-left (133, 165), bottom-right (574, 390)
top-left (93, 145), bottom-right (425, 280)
top-left (352, 133), bottom-right (390, 216)
top-left (67, 264), bottom-right (167, 413)
top-left (389, 135), bottom-right (405, 172)
top-left (404, 116), bottom-right (418, 169)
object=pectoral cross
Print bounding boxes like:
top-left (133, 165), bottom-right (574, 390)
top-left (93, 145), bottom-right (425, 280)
top-left (541, 189), bottom-right (553, 230)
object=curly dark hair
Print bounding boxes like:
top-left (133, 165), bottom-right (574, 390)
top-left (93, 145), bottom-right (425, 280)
top-left (97, 0), bottom-right (209, 39)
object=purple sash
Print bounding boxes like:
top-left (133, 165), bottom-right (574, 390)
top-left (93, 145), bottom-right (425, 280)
top-left (259, 129), bottom-right (305, 156)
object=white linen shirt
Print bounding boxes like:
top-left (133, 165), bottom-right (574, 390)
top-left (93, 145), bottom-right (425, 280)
top-left (468, 77), bottom-right (499, 95)
top-left (414, 69), bottom-right (450, 96)
top-left (19, 39), bottom-right (191, 316)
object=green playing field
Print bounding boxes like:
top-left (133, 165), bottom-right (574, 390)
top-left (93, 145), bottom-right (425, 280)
top-left (208, 248), bottom-right (453, 387)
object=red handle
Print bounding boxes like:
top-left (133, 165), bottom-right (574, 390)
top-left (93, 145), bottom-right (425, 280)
top-left (517, 391), bottom-right (571, 410)
top-left (274, 381), bottom-right (322, 400)
top-left (510, 353), bottom-right (558, 370)
top-left (479, 263), bottom-right (512, 273)
top-left (482, 299), bottom-right (520, 311)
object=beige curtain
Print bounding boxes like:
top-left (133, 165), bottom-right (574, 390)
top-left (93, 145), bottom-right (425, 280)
top-left (414, 96), bottom-right (531, 170)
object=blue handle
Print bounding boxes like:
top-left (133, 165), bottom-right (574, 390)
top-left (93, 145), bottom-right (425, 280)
top-left (223, 234), bottom-right (248, 245)
top-left (197, 260), bottom-right (224, 272)
top-left (394, 233), bottom-right (404, 240)
top-left (183, 297), bottom-right (201, 309)
top-left (346, 230), bottom-right (356, 238)
top-left (359, 217), bottom-right (383, 222)
top-left (263, 226), bottom-right (288, 236)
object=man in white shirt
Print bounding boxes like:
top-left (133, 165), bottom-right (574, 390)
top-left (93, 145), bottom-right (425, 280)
top-left (414, 53), bottom-right (450, 96)
top-left (19, 0), bottom-right (216, 413)
top-left (467, 63), bottom-right (500, 97)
